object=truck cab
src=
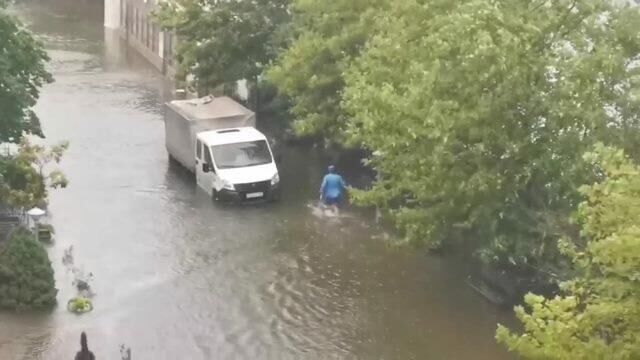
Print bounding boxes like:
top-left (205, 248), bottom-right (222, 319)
top-left (195, 127), bottom-right (280, 202)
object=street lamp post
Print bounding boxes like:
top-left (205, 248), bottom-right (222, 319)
top-left (27, 207), bottom-right (46, 242)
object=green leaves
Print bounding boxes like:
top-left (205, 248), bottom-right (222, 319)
top-left (0, 139), bottom-right (68, 209)
top-left (498, 145), bottom-right (640, 359)
top-left (0, 4), bottom-right (63, 210)
top-left (0, 6), bottom-right (52, 143)
top-left (267, 0), bottom-right (389, 141)
top-left (0, 229), bottom-right (57, 311)
top-left (67, 296), bottom-right (93, 313)
top-left (155, 0), bottom-right (290, 93)
top-left (342, 0), bottom-right (640, 271)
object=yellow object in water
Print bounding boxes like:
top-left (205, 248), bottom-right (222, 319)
top-left (67, 297), bottom-right (93, 314)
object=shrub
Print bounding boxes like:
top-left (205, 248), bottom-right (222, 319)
top-left (67, 296), bottom-right (92, 314)
top-left (0, 229), bottom-right (57, 310)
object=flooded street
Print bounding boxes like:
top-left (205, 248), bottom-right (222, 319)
top-left (0, 1), bottom-right (513, 359)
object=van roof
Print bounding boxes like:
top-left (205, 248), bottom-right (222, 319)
top-left (167, 95), bottom-right (254, 122)
top-left (197, 127), bottom-right (267, 146)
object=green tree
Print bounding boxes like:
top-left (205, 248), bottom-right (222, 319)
top-left (0, 229), bottom-right (57, 310)
top-left (343, 0), bottom-right (640, 271)
top-left (155, 0), bottom-right (290, 95)
top-left (0, 1), bottom-right (52, 143)
top-left (267, 0), bottom-right (389, 142)
top-left (0, 139), bottom-right (68, 209)
top-left (497, 144), bottom-right (640, 359)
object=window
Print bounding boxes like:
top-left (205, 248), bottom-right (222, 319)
top-left (211, 140), bottom-right (273, 169)
top-left (144, 21), bottom-right (148, 47)
top-left (147, 22), bottom-right (152, 48)
top-left (134, 8), bottom-right (138, 37)
top-left (166, 33), bottom-right (174, 66)
top-left (120, 0), bottom-right (126, 28)
top-left (204, 147), bottom-right (213, 167)
top-left (196, 140), bottom-right (202, 159)
top-left (152, 24), bottom-right (159, 52)
top-left (126, 4), bottom-right (132, 34)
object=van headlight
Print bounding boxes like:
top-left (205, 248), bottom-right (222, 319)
top-left (222, 180), bottom-right (235, 191)
top-left (270, 173), bottom-right (280, 186)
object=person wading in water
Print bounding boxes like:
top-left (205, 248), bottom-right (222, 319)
top-left (319, 165), bottom-right (347, 214)
top-left (75, 332), bottom-right (96, 360)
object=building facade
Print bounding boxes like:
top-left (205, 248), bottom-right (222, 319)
top-left (105, 0), bottom-right (177, 76)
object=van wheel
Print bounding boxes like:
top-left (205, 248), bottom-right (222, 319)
top-left (212, 189), bottom-right (219, 201)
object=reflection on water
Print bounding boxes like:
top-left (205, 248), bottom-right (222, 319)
top-left (0, 1), bottom-right (514, 359)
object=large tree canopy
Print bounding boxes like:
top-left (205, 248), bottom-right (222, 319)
top-left (267, 0), bottom-right (388, 141)
top-left (155, 0), bottom-right (290, 94)
top-left (0, 3), bottom-right (52, 143)
top-left (497, 144), bottom-right (640, 359)
top-left (343, 0), bottom-right (640, 270)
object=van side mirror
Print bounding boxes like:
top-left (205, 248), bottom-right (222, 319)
top-left (202, 163), bottom-right (211, 173)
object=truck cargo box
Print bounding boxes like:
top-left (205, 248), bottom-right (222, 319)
top-left (164, 95), bottom-right (256, 172)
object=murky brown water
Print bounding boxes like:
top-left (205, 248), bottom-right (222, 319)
top-left (0, 1), bottom-right (515, 359)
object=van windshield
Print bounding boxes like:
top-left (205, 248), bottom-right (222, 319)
top-left (211, 140), bottom-right (273, 169)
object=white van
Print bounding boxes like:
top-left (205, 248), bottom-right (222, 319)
top-left (195, 127), bottom-right (280, 201)
top-left (164, 95), bottom-right (280, 202)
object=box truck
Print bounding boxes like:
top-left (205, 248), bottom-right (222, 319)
top-left (164, 95), bottom-right (280, 201)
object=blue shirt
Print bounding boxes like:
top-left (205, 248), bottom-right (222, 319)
top-left (321, 173), bottom-right (346, 199)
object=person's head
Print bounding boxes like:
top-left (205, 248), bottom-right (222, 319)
top-left (80, 332), bottom-right (88, 352)
top-left (328, 165), bottom-right (336, 174)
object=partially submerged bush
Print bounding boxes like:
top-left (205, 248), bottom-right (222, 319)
top-left (67, 296), bottom-right (92, 314)
top-left (0, 229), bottom-right (57, 310)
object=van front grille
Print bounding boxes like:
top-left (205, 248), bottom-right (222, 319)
top-left (234, 181), bottom-right (270, 193)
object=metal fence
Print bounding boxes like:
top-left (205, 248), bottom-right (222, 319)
top-left (0, 204), bottom-right (27, 242)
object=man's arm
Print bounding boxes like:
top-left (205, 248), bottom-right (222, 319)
top-left (320, 176), bottom-right (327, 197)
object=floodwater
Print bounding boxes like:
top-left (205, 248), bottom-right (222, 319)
top-left (0, 1), bottom-right (515, 359)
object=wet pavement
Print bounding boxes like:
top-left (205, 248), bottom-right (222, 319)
top-left (0, 1), bottom-right (514, 359)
